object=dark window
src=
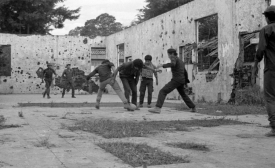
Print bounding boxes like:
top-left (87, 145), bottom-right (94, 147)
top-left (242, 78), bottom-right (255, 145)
top-left (179, 44), bottom-right (194, 64)
top-left (0, 45), bottom-right (11, 76)
top-left (197, 14), bottom-right (219, 72)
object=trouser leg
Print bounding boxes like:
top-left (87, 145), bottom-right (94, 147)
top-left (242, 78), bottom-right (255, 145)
top-left (96, 79), bottom-right (109, 103)
top-left (156, 80), bottom-right (179, 108)
top-left (264, 71), bottom-right (275, 128)
top-left (70, 81), bottom-right (75, 97)
top-left (147, 79), bottom-right (153, 105)
top-left (111, 80), bottom-right (128, 103)
top-left (139, 79), bottom-right (147, 105)
top-left (45, 80), bottom-right (51, 96)
top-left (177, 84), bottom-right (195, 108)
top-left (120, 78), bottom-right (131, 103)
top-left (128, 78), bottom-right (137, 106)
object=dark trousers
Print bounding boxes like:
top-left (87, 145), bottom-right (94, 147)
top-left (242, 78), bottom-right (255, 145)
top-left (264, 71), bottom-right (275, 128)
top-left (139, 77), bottom-right (153, 105)
top-left (120, 77), bottom-right (137, 106)
top-left (43, 80), bottom-right (52, 96)
top-left (62, 80), bottom-right (75, 97)
top-left (156, 80), bottom-right (195, 108)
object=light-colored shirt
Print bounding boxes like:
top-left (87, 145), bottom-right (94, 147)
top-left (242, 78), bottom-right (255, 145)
top-left (141, 63), bottom-right (157, 79)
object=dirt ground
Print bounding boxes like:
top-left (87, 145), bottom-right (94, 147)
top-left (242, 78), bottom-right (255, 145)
top-left (0, 94), bottom-right (275, 168)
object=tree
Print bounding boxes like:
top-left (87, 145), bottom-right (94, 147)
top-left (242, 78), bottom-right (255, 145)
top-left (136, 0), bottom-right (194, 23)
top-left (68, 13), bottom-right (123, 38)
top-left (68, 26), bottom-right (83, 36)
top-left (0, 0), bottom-right (80, 35)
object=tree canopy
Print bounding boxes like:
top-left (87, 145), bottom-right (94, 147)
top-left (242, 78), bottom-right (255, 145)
top-left (134, 0), bottom-right (194, 24)
top-left (68, 13), bottom-right (123, 39)
top-left (0, 0), bottom-right (80, 35)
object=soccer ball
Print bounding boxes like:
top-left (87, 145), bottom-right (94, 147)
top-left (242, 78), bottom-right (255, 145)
top-left (128, 103), bottom-right (136, 111)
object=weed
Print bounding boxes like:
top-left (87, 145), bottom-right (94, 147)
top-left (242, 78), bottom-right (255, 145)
top-left (35, 135), bottom-right (56, 148)
top-left (61, 112), bottom-right (69, 119)
top-left (66, 118), bottom-right (247, 139)
top-left (0, 115), bottom-right (6, 125)
top-left (18, 110), bottom-right (24, 118)
top-left (97, 142), bottom-right (189, 167)
top-left (167, 142), bottom-right (210, 151)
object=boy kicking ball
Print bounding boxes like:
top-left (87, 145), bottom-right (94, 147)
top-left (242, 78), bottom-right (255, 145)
top-left (86, 59), bottom-right (135, 111)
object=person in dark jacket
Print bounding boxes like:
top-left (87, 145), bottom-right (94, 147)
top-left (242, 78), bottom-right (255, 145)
top-left (253, 6), bottom-right (275, 137)
top-left (43, 63), bottom-right (56, 99)
top-left (149, 48), bottom-right (196, 114)
top-left (113, 59), bottom-right (143, 109)
top-left (61, 64), bottom-right (76, 98)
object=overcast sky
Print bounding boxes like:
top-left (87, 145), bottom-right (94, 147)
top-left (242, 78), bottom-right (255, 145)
top-left (50, 0), bottom-right (147, 35)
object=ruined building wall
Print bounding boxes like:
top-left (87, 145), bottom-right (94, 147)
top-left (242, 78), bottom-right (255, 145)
top-left (105, 0), bottom-right (267, 102)
top-left (0, 34), bottom-right (106, 94)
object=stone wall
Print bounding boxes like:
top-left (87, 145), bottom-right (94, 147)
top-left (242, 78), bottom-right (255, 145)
top-left (105, 0), bottom-right (267, 102)
top-left (0, 34), bottom-right (106, 94)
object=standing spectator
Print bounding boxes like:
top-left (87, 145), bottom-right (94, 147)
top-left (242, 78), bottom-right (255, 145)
top-left (61, 64), bottom-right (76, 98)
top-left (43, 63), bottom-right (56, 99)
top-left (139, 55), bottom-right (158, 108)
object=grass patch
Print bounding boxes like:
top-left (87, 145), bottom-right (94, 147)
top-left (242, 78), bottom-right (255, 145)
top-left (168, 142), bottom-right (210, 152)
top-left (97, 142), bottom-right (189, 167)
top-left (46, 115), bottom-right (58, 118)
top-left (66, 118), bottom-right (247, 139)
top-left (0, 124), bottom-right (21, 129)
top-left (175, 103), bottom-right (266, 116)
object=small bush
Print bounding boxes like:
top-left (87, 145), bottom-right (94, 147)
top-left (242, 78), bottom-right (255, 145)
top-left (235, 85), bottom-right (265, 106)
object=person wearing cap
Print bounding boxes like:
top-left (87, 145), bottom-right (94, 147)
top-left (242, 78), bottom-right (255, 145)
top-left (139, 55), bottom-right (158, 108)
top-left (149, 48), bottom-right (196, 114)
top-left (86, 59), bottom-right (133, 110)
top-left (43, 63), bottom-right (57, 99)
top-left (252, 5), bottom-right (275, 137)
top-left (61, 64), bottom-right (76, 98)
top-left (113, 59), bottom-right (156, 109)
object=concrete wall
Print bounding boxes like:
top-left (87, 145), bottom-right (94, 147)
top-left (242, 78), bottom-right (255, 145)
top-left (105, 0), bottom-right (267, 102)
top-left (0, 34), bottom-right (106, 94)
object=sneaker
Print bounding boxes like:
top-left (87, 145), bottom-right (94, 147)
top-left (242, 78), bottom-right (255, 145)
top-left (147, 104), bottom-right (152, 108)
top-left (190, 107), bottom-right (196, 112)
top-left (135, 106), bottom-right (140, 110)
top-left (72, 96), bottom-right (76, 98)
top-left (148, 107), bottom-right (161, 114)
top-left (139, 104), bottom-right (143, 108)
top-left (265, 130), bottom-right (275, 137)
top-left (47, 96), bottom-right (51, 99)
top-left (62, 95), bottom-right (64, 98)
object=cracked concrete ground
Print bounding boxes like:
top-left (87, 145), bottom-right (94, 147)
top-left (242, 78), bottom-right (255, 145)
top-left (0, 94), bottom-right (275, 168)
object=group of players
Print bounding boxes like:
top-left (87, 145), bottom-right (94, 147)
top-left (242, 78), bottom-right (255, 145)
top-left (42, 48), bottom-right (196, 113)
top-left (41, 5), bottom-right (275, 136)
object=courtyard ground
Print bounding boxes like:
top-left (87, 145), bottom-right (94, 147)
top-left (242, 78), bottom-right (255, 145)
top-left (0, 94), bottom-right (275, 168)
